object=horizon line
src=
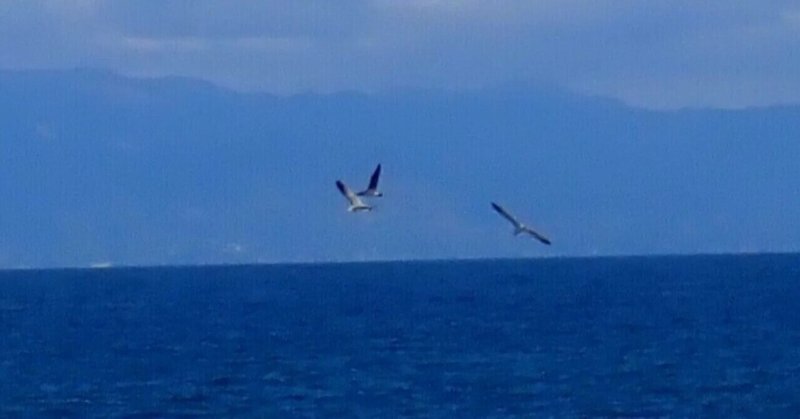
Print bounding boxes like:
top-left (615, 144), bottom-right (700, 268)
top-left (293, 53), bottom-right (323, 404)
top-left (1, 250), bottom-right (797, 274)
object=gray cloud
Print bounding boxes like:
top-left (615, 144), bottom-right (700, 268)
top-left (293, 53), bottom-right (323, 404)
top-left (1, 1), bottom-right (798, 108)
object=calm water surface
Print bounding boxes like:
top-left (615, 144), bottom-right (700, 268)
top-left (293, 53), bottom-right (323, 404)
top-left (1, 254), bottom-right (799, 417)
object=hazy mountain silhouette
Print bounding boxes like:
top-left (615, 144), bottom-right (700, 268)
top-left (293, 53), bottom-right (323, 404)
top-left (0, 69), bottom-right (798, 267)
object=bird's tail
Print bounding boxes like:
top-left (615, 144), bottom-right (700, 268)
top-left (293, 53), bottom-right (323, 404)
top-left (513, 227), bottom-right (525, 236)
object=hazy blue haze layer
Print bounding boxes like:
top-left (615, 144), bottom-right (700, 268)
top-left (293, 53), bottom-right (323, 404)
top-left (0, 254), bottom-right (799, 416)
top-left (2, 2), bottom-right (800, 108)
top-left (0, 70), bottom-right (799, 267)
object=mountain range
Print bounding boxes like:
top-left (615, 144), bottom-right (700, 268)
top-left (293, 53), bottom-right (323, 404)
top-left (0, 69), bottom-right (798, 268)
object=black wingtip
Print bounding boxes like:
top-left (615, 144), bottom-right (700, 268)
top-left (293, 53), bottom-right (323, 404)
top-left (541, 238), bottom-right (552, 246)
top-left (368, 164), bottom-right (382, 189)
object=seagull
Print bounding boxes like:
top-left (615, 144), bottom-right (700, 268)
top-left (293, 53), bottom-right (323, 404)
top-left (491, 202), bottom-right (551, 245)
top-left (336, 180), bottom-right (372, 212)
top-left (357, 164), bottom-right (383, 197)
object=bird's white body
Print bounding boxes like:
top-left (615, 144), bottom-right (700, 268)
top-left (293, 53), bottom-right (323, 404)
top-left (492, 202), bottom-right (551, 245)
top-left (336, 180), bottom-right (372, 212)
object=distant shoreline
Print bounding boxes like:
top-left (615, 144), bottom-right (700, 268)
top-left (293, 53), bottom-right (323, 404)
top-left (1, 251), bottom-right (797, 274)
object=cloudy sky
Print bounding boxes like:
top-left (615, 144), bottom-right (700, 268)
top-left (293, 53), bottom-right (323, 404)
top-left (1, 1), bottom-right (799, 108)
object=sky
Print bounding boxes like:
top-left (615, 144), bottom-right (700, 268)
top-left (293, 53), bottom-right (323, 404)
top-left (1, 1), bottom-right (799, 109)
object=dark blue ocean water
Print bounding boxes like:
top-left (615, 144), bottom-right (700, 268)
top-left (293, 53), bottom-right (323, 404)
top-left (1, 254), bottom-right (799, 417)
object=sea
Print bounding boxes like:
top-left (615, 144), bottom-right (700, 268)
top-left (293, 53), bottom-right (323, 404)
top-left (0, 254), bottom-right (799, 418)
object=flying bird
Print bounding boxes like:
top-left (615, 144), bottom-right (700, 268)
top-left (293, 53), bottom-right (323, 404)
top-left (336, 180), bottom-right (372, 212)
top-left (491, 202), bottom-right (551, 245)
top-left (357, 164), bottom-right (383, 197)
